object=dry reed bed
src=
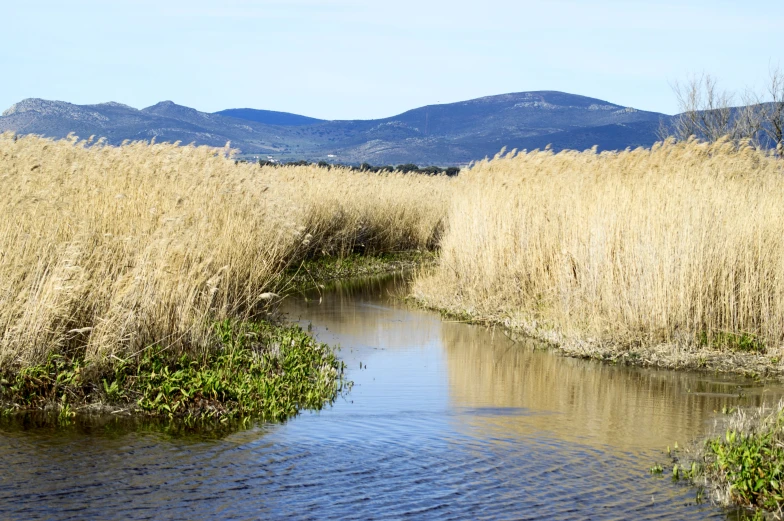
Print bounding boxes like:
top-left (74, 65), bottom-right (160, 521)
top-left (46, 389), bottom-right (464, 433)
top-left (0, 133), bottom-right (450, 368)
top-left (412, 139), bottom-right (784, 375)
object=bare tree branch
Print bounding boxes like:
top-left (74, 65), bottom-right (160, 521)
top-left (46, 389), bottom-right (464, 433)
top-left (665, 73), bottom-right (769, 150)
top-left (760, 65), bottom-right (784, 157)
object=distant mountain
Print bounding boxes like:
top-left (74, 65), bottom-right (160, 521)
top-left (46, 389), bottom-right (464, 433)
top-left (215, 108), bottom-right (324, 126)
top-left (1, 98), bottom-right (291, 153)
top-left (0, 91), bottom-right (671, 165)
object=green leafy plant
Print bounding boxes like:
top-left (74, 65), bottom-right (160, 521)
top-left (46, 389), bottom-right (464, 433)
top-left (1, 320), bottom-right (347, 424)
top-left (691, 406), bottom-right (784, 516)
top-left (705, 426), bottom-right (784, 510)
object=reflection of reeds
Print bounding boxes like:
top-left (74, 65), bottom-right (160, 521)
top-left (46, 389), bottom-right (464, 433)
top-left (291, 272), bottom-right (410, 307)
top-left (283, 275), bottom-right (440, 349)
top-left (414, 139), bottom-right (784, 363)
top-left (0, 409), bottom-right (256, 441)
top-left (0, 134), bottom-right (451, 367)
top-left (440, 322), bottom-right (778, 449)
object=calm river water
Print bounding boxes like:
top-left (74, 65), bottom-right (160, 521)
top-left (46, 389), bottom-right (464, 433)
top-left (2, 274), bottom-right (782, 520)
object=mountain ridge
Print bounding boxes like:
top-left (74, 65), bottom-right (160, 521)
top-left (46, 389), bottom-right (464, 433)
top-left (0, 91), bottom-right (670, 165)
top-left (215, 108), bottom-right (325, 127)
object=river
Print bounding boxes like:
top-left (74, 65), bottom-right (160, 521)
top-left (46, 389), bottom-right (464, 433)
top-left (1, 274), bottom-right (781, 520)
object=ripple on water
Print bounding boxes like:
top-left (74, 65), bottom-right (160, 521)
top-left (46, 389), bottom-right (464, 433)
top-left (0, 421), bottom-right (723, 520)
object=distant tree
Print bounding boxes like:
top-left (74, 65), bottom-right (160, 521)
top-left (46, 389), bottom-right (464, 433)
top-left (396, 163), bottom-right (420, 173)
top-left (445, 167), bottom-right (460, 176)
top-left (317, 160), bottom-right (330, 169)
top-left (419, 166), bottom-right (443, 175)
top-left (258, 159), bottom-right (277, 167)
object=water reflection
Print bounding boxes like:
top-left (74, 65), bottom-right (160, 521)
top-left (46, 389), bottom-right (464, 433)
top-left (441, 322), bottom-right (782, 449)
top-left (0, 410), bottom-right (256, 441)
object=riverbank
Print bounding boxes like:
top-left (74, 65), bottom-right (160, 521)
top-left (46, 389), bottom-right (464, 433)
top-left (411, 139), bottom-right (784, 379)
top-left (412, 292), bottom-right (784, 519)
top-left (0, 250), bottom-right (437, 421)
top-left (408, 298), bottom-right (784, 379)
top-left (0, 133), bottom-right (451, 420)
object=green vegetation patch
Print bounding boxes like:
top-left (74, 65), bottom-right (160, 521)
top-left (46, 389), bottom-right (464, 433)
top-left (698, 330), bottom-right (767, 354)
top-left (701, 413), bottom-right (784, 512)
top-left (657, 405), bottom-right (784, 518)
top-left (286, 251), bottom-right (433, 290)
top-left (1, 320), bottom-right (347, 423)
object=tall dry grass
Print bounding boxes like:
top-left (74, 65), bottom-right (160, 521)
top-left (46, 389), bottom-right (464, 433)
top-left (412, 138), bottom-right (784, 358)
top-left (0, 133), bottom-right (450, 367)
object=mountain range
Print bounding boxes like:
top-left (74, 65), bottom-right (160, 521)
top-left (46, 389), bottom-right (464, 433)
top-left (0, 91), bottom-right (670, 165)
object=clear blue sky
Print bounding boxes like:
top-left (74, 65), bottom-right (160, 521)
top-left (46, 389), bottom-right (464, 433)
top-left (2, 0), bottom-right (782, 119)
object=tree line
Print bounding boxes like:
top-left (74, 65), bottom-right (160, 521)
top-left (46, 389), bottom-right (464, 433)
top-left (254, 159), bottom-right (461, 176)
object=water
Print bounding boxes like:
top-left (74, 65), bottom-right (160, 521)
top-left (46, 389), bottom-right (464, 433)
top-left (2, 274), bottom-right (782, 520)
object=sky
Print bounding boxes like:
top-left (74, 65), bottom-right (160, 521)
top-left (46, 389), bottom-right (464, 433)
top-left (2, 0), bottom-right (782, 119)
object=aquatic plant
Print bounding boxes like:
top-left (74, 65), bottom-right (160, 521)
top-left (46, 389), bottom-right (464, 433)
top-left (666, 402), bottom-right (784, 519)
top-left (1, 320), bottom-right (345, 421)
top-left (701, 403), bottom-right (784, 517)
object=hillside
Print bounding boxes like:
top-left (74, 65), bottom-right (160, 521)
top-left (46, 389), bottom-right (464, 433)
top-left (215, 108), bottom-right (324, 126)
top-left (0, 91), bottom-right (669, 165)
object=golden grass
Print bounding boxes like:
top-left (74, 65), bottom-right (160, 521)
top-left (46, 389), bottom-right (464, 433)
top-left (5, 131), bottom-right (784, 375)
top-left (412, 138), bottom-right (784, 365)
top-left (0, 133), bottom-right (450, 367)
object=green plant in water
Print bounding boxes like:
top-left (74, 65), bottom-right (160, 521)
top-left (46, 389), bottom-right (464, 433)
top-left (704, 425), bottom-right (784, 511)
top-left (2, 354), bottom-right (85, 408)
top-left (663, 406), bottom-right (784, 517)
top-left (58, 394), bottom-right (75, 425)
top-left (1, 320), bottom-right (347, 424)
top-left (123, 320), bottom-right (345, 421)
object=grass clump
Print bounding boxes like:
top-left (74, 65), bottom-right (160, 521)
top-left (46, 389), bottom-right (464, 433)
top-left (1, 320), bottom-right (346, 422)
top-left (705, 427), bottom-right (784, 513)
